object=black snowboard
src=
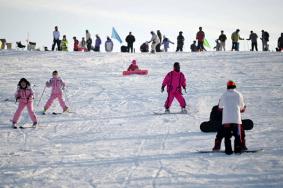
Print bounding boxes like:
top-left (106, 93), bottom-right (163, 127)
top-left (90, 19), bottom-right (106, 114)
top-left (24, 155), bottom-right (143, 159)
top-left (200, 119), bottom-right (253, 132)
top-left (197, 148), bottom-right (262, 153)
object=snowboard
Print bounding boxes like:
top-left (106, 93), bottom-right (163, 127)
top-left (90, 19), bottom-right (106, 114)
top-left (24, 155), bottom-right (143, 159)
top-left (153, 111), bottom-right (188, 115)
top-left (200, 119), bottom-right (253, 132)
top-left (197, 149), bottom-right (262, 154)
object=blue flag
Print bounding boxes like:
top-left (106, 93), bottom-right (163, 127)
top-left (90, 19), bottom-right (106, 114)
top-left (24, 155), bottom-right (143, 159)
top-left (111, 27), bottom-right (122, 43)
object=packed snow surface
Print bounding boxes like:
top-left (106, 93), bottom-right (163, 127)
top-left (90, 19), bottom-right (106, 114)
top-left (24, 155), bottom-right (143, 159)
top-left (0, 51), bottom-right (283, 188)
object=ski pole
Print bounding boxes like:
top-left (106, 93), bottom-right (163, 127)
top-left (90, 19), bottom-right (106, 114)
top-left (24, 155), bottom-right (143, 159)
top-left (63, 87), bottom-right (70, 107)
top-left (37, 86), bottom-right (46, 106)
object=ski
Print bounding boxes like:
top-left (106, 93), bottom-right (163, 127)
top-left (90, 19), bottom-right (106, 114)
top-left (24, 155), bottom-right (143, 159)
top-left (153, 111), bottom-right (188, 115)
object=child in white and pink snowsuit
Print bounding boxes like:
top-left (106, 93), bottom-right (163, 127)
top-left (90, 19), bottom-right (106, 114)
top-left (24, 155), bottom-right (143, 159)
top-left (161, 62), bottom-right (187, 113)
top-left (12, 78), bottom-right (37, 128)
top-left (43, 70), bottom-right (68, 114)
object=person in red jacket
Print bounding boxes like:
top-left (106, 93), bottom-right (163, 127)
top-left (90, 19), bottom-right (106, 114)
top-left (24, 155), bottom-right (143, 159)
top-left (161, 62), bottom-right (187, 113)
top-left (196, 27), bottom-right (205, 51)
top-left (73, 36), bottom-right (79, 51)
top-left (127, 59), bottom-right (139, 71)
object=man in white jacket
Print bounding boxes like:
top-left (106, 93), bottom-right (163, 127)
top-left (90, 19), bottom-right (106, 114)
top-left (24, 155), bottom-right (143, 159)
top-left (52, 26), bottom-right (60, 51)
top-left (218, 80), bottom-right (246, 155)
top-left (148, 31), bottom-right (160, 53)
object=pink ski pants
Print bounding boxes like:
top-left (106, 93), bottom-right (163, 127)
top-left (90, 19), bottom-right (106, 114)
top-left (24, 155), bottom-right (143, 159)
top-left (12, 101), bottom-right (37, 124)
top-left (44, 93), bottom-right (67, 111)
top-left (164, 91), bottom-right (186, 109)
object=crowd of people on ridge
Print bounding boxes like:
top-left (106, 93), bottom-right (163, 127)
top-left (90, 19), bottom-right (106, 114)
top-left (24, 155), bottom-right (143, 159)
top-left (46, 26), bottom-right (283, 53)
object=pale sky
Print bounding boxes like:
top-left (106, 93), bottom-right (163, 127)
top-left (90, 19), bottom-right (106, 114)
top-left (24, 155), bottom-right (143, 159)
top-left (0, 0), bottom-right (282, 52)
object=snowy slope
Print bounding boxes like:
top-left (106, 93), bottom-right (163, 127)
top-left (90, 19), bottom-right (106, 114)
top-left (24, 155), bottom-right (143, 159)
top-left (0, 51), bottom-right (283, 188)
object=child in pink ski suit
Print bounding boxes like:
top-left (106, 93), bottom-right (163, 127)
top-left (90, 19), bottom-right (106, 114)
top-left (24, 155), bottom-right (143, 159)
top-left (161, 62), bottom-right (187, 113)
top-left (12, 78), bottom-right (37, 128)
top-left (127, 59), bottom-right (139, 71)
top-left (43, 70), bottom-right (68, 114)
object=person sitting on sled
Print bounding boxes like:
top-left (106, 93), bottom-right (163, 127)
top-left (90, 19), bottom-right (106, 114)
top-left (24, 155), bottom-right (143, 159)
top-left (12, 78), bottom-right (37, 128)
top-left (161, 62), bottom-right (187, 113)
top-left (214, 80), bottom-right (246, 155)
top-left (43, 70), bottom-right (68, 114)
top-left (127, 59), bottom-right (139, 71)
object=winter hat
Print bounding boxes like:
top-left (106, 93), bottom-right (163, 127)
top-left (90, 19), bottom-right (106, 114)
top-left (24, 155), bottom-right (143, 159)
top-left (132, 59), bottom-right (136, 65)
top-left (173, 62), bottom-right (180, 72)
top-left (227, 80), bottom-right (236, 89)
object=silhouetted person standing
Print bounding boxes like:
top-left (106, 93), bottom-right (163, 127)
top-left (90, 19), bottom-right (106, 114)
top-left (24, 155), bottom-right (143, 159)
top-left (148, 31), bottom-right (160, 53)
top-left (277, 33), bottom-right (283, 52)
top-left (231, 29), bottom-right (244, 51)
top-left (196, 27), bottom-right (205, 51)
top-left (86, 30), bottom-right (92, 51)
top-left (125, 32), bottom-right (135, 53)
top-left (176, 31), bottom-right (184, 52)
top-left (218, 30), bottom-right (227, 51)
top-left (246, 31), bottom-right (258, 51)
top-left (261, 30), bottom-right (269, 51)
top-left (156, 30), bottom-right (162, 52)
top-left (52, 26), bottom-right (60, 51)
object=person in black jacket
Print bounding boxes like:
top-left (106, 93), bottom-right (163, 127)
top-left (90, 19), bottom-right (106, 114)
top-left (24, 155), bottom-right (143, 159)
top-left (156, 30), bottom-right (162, 52)
top-left (218, 30), bottom-right (227, 51)
top-left (246, 31), bottom-right (258, 51)
top-left (176, 31), bottom-right (184, 52)
top-left (260, 30), bottom-right (269, 51)
top-left (277, 33), bottom-right (283, 51)
top-left (125, 32), bottom-right (135, 53)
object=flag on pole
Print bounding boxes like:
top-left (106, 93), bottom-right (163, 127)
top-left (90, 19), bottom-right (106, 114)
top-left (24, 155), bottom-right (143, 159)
top-left (111, 27), bottom-right (122, 43)
top-left (204, 38), bottom-right (211, 48)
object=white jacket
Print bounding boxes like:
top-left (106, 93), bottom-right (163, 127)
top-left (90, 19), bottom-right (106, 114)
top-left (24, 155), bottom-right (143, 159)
top-left (53, 31), bottom-right (60, 40)
top-left (150, 33), bottom-right (160, 44)
top-left (219, 89), bottom-right (245, 124)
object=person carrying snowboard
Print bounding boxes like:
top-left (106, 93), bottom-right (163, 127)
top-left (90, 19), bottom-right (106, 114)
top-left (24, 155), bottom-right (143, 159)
top-left (196, 27), bottom-right (205, 51)
top-left (12, 78), bottom-right (37, 128)
top-left (43, 71), bottom-right (68, 114)
top-left (161, 62), bottom-right (187, 113)
top-left (215, 80), bottom-right (246, 155)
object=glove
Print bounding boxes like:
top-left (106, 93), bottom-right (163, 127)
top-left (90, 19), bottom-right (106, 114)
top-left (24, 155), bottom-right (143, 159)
top-left (161, 85), bottom-right (165, 93)
top-left (183, 87), bottom-right (187, 93)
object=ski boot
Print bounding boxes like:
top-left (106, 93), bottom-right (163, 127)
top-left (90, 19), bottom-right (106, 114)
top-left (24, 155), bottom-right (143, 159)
top-left (12, 123), bottom-right (18, 129)
top-left (63, 107), bottom-right (69, 113)
top-left (32, 122), bottom-right (37, 128)
top-left (165, 108), bottom-right (170, 114)
top-left (181, 108), bottom-right (187, 114)
top-left (212, 139), bottom-right (221, 151)
top-left (42, 109), bottom-right (47, 115)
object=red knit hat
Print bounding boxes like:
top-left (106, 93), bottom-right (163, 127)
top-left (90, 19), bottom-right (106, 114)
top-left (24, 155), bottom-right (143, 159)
top-left (227, 80), bottom-right (236, 87)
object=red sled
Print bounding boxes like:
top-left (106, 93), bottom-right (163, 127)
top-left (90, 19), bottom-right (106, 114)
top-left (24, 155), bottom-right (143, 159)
top-left (123, 70), bottom-right (148, 76)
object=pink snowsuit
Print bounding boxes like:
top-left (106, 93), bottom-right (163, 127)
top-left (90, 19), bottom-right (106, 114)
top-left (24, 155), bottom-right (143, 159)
top-left (44, 77), bottom-right (68, 111)
top-left (162, 70), bottom-right (187, 109)
top-left (12, 87), bottom-right (37, 124)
